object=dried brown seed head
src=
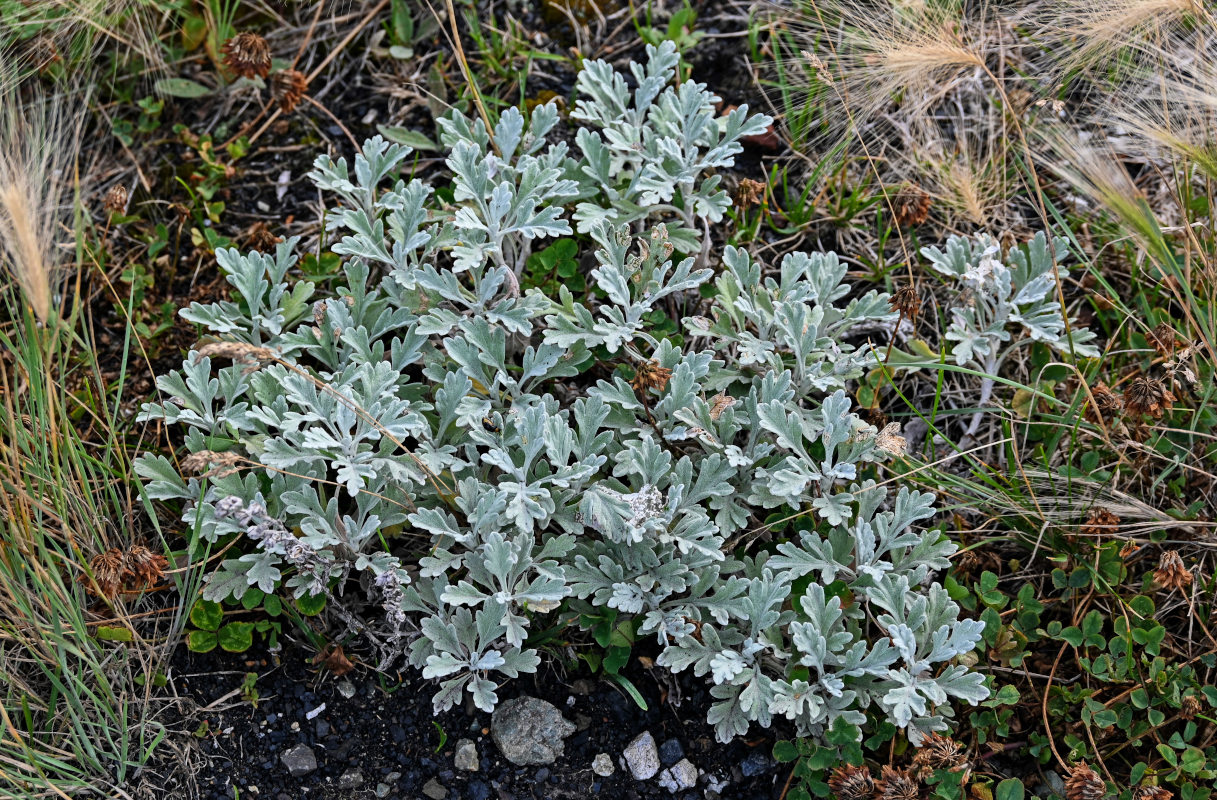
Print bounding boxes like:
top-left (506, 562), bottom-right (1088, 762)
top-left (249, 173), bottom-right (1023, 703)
top-left (875, 422), bottom-right (907, 455)
top-left (893, 184), bottom-right (932, 227)
top-left (827, 764), bottom-right (874, 800)
top-left (84, 548), bottom-right (127, 601)
top-left (631, 360), bottom-right (673, 394)
top-left (1080, 507), bottom-right (1120, 538)
top-left (876, 766), bottom-right (920, 800)
top-left (890, 284), bottom-right (922, 319)
top-left (1179, 694), bottom-right (1203, 720)
top-left (734, 178), bottom-right (766, 209)
top-left (222, 32), bottom-right (272, 79)
top-left (271, 69), bottom-right (309, 112)
top-left (1124, 376), bottom-right (1174, 419)
top-left (1084, 380), bottom-right (1123, 424)
top-left (1133, 786), bottom-right (1172, 800)
top-left (1065, 763), bottom-right (1107, 800)
top-left (103, 184), bottom-right (129, 215)
top-left (708, 393), bottom-right (736, 421)
top-left (911, 732), bottom-right (969, 779)
top-left (181, 450), bottom-right (244, 478)
top-left (1147, 323), bottom-right (1179, 358)
top-left (244, 220), bottom-right (281, 251)
top-left (1154, 549), bottom-right (1193, 592)
top-left (82, 546), bottom-right (167, 600)
top-left (123, 546), bottom-right (168, 589)
top-left (194, 341), bottom-right (276, 373)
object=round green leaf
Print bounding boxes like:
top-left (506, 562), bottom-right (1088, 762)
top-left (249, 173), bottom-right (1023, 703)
top-left (189, 599), bottom-right (223, 632)
top-left (187, 630), bottom-right (217, 653)
top-left (217, 621), bottom-right (255, 653)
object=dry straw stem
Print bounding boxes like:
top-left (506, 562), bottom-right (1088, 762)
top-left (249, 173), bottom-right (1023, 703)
top-left (0, 85), bottom-right (88, 326)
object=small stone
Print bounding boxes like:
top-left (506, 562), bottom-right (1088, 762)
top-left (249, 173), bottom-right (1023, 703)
top-left (338, 768), bottom-right (363, 789)
top-left (337, 680), bottom-right (356, 699)
top-left (466, 779), bottom-right (491, 800)
top-left (571, 678), bottom-right (597, 695)
top-left (740, 751), bottom-right (772, 777)
top-left (423, 776), bottom-right (447, 800)
top-left (658, 758), bottom-right (698, 793)
top-left (593, 753), bottom-right (615, 777)
top-left (315, 719), bottom-right (330, 738)
top-left (658, 738), bottom-right (684, 765)
top-left (622, 731), bottom-right (660, 780)
top-left (279, 744), bottom-right (317, 778)
top-left (490, 696), bottom-right (576, 766)
top-left (375, 784), bottom-right (390, 799)
top-left (454, 739), bottom-right (479, 772)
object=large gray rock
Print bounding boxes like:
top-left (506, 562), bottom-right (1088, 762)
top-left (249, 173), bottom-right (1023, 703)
top-left (490, 696), bottom-right (576, 765)
top-left (622, 731), bottom-right (660, 780)
top-left (279, 744), bottom-right (317, 777)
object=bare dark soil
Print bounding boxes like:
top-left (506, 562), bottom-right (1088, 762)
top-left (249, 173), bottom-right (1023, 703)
top-left (156, 641), bottom-right (785, 800)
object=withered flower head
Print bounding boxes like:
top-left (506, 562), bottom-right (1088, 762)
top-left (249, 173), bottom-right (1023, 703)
top-left (827, 764), bottom-right (874, 800)
top-left (631, 360), bottom-right (673, 394)
top-left (181, 450), bottom-right (244, 478)
top-left (1179, 694), bottom-right (1203, 720)
top-left (82, 546), bottom-right (167, 600)
top-left (271, 69), bottom-right (309, 113)
top-left (194, 341), bottom-right (277, 373)
top-left (1147, 323), bottom-right (1179, 358)
top-left (1065, 762), bottom-right (1107, 800)
top-left (103, 184), bottom-right (129, 215)
top-left (708, 392), bottom-right (736, 421)
top-left (875, 422), bottom-right (907, 456)
top-left (1080, 507), bottom-right (1120, 538)
top-left (911, 732), bottom-right (969, 779)
top-left (1124, 376), bottom-right (1174, 419)
top-left (876, 766), bottom-right (920, 800)
top-left (244, 220), bottom-right (281, 251)
top-left (892, 184), bottom-right (932, 227)
top-left (734, 178), bottom-right (766, 209)
top-left (1154, 549), bottom-right (1193, 592)
top-left (222, 32), bottom-right (272, 79)
top-left (123, 546), bottom-right (168, 589)
top-left (1084, 380), bottom-right (1123, 424)
top-left (1133, 786), bottom-right (1173, 800)
top-left (890, 284), bottom-right (922, 319)
top-left (84, 548), bottom-right (127, 601)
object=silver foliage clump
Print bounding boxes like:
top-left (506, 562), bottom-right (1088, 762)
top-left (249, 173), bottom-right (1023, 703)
top-left (921, 231), bottom-right (1099, 371)
top-left (137, 43), bottom-right (987, 742)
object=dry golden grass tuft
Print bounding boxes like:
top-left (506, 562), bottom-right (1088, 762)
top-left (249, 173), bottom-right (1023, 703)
top-left (0, 87), bottom-right (80, 325)
top-left (1022, 0), bottom-right (1206, 77)
top-left (0, 0), bottom-right (164, 80)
